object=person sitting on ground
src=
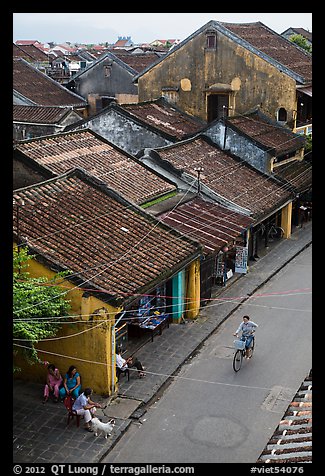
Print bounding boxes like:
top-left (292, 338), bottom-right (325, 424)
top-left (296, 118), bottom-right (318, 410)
top-left (72, 387), bottom-right (102, 432)
top-left (59, 365), bottom-right (81, 400)
top-left (116, 350), bottom-right (145, 378)
top-left (43, 363), bottom-right (62, 403)
top-left (233, 315), bottom-right (258, 359)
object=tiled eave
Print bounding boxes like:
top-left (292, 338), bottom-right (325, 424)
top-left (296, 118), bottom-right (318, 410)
top-left (257, 370), bottom-right (312, 463)
top-left (14, 129), bottom-right (176, 205)
top-left (13, 168), bottom-right (201, 308)
top-left (151, 136), bottom-right (293, 219)
top-left (158, 197), bottom-right (254, 254)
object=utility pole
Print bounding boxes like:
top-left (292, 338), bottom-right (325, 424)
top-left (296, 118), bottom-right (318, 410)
top-left (13, 197), bottom-right (25, 274)
top-left (194, 167), bottom-right (204, 195)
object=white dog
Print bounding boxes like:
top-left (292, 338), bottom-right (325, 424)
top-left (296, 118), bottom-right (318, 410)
top-left (90, 417), bottom-right (115, 438)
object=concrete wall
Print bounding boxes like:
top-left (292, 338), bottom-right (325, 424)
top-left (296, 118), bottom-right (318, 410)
top-left (13, 257), bottom-right (119, 396)
top-left (204, 122), bottom-right (270, 174)
top-left (138, 29), bottom-right (297, 123)
top-left (78, 108), bottom-right (172, 155)
top-left (74, 58), bottom-right (138, 100)
top-left (13, 157), bottom-right (50, 190)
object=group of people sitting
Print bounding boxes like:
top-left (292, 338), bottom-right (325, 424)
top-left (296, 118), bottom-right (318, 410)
top-left (43, 364), bottom-right (81, 403)
top-left (43, 351), bottom-right (145, 403)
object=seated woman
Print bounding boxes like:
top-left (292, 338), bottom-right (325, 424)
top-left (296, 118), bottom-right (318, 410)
top-left (116, 350), bottom-right (145, 378)
top-left (43, 363), bottom-right (62, 403)
top-left (59, 365), bottom-right (81, 400)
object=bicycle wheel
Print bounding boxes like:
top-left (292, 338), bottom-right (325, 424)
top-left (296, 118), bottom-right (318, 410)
top-left (233, 349), bottom-right (243, 372)
top-left (249, 337), bottom-right (255, 358)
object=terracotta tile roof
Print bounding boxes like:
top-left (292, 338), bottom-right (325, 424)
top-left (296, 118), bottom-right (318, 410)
top-left (153, 137), bottom-right (293, 219)
top-left (113, 53), bottom-right (160, 73)
top-left (225, 112), bottom-right (305, 157)
top-left (120, 99), bottom-right (206, 140)
top-left (13, 105), bottom-right (80, 124)
top-left (13, 58), bottom-right (87, 107)
top-left (220, 22), bottom-right (312, 84)
top-left (13, 169), bottom-right (201, 305)
top-left (257, 370), bottom-right (312, 463)
top-left (158, 196), bottom-right (253, 253)
top-left (14, 130), bottom-right (176, 205)
top-left (136, 21), bottom-right (312, 85)
top-left (13, 43), bottom-right (49, 62)
top-left (274, 159), bottom-right (312, 194)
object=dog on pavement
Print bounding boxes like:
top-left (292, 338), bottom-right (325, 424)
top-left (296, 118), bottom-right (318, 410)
top-left (90, 417), bottom-right (115, 438)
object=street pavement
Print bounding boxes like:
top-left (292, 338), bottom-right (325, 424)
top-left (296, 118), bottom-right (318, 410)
top-left (13, 222), bottom-right (312, 464)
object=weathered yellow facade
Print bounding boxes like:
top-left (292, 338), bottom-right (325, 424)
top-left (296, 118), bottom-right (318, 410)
top-left (14, 255), bottom-right (120, 396)
top-left (185, 258), bottom-right (201, 319)
top-left (138, 30), bottom-right (297, 124)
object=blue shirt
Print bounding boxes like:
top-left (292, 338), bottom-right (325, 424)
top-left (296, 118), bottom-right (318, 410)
top-left (64, 372), bottom-right (80, 389)
top-left (236, 321), bottom-right (258, 336)
top-left (72, 392), bottom-right (88, 411)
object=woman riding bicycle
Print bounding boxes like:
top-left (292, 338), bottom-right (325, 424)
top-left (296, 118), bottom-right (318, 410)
top-left (233, 315), bottom-right (258, 359)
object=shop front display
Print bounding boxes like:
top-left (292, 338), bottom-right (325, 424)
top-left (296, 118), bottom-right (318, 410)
top-left (128, 313), bottom-right (171, 341)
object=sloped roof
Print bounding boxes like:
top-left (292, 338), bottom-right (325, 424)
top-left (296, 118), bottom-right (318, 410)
top-left (13, 105), bottom-right (81, 124)
top-left (118, 98), bottom-right (206, 140)
top-left (71, 52), bottom-right (137, 81)
top-left (113, 52), bottom-right (161, 73)
top-left (219, 22), bottom-right (312, 83)
top-left (257, 370), bottom-right (312, 463)
top-left (225, 111), bottom-right (305, 157)
top-left (151, 136), bottom-right (293, 219)
top-left (14, 129), bottom-right (176, 205)
top-left (13, 43), bottom-right (49, 62)
top-left (13, 58), bottom-right (87, 107)
top-left (282, 27), bottom-right (312, 43)
top-left (13, 168), bottom-right (201, 306)
top-left (273, 159), bottom-right (312, 194)
top-left (135, 20), bottom-right (312, 85)
top-left (158, 196), bottom-right (253, 253)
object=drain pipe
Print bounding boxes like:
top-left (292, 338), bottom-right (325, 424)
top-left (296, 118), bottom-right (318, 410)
top-left (111, 310), bottom-right (126, 395)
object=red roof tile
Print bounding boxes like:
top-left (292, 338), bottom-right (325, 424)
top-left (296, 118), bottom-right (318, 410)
top-left (13, 58), bottom-right (87, 107)
top-left (153, 137), bottom-right (293, 218)
top-left (13, 169), bottom-right (201, 305)
top-left (159, 196), bottom-right (253, 253)
top-left (14, 130), bottom-right (176, 205)
top-left (220, 22), bottom-right (312, 83)
top-left (121, 99), bottom-right (206, 139)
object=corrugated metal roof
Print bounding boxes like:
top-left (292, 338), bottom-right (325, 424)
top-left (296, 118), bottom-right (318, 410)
top-left (158, 196), bottom-right (253, 253)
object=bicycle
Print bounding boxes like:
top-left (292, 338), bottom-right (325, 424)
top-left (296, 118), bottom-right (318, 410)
top-left (232, 333), bottom-right (255, 372)
top-left (268, 224), bottom-right (284, 241)
top-left (258, 223), bottom-right (284, 241)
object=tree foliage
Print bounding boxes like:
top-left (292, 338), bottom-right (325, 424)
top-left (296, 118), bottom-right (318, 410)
top-left (13, 247), bottom-right (71, 367)
top-left (289, 34), bottom-right (312, 54)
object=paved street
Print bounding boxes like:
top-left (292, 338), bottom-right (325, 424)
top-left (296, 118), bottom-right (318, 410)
top-left (13, 222), bottom-right (312, 464)
top-left (105, 245), bottom-right (312, 463)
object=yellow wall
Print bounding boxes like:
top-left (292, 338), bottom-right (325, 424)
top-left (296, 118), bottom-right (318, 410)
top-left (185, 259), bottom-right (201, 318)
top-left (281, 202), bottom-right (293, 239)
top-left (14, 255), bottom-right (120, 396)
top-left (138, 31), bottom-right (297, 123)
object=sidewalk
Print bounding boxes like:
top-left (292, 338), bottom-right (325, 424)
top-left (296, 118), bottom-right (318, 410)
top-left (13, 222), bottom-right (312, 464)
